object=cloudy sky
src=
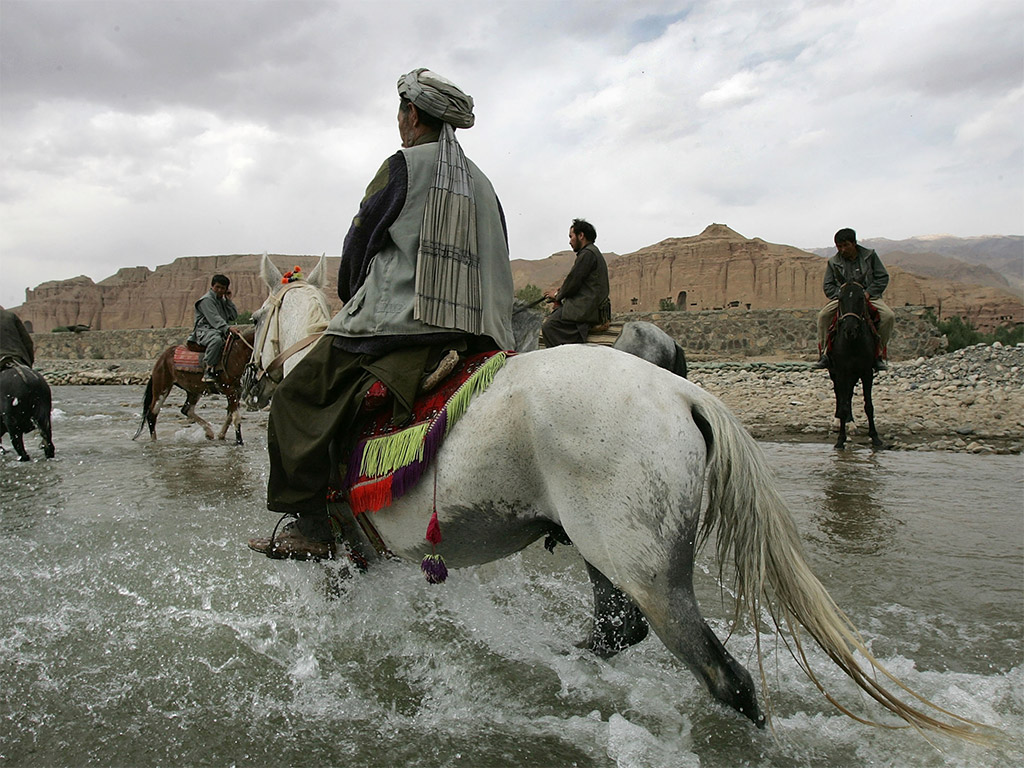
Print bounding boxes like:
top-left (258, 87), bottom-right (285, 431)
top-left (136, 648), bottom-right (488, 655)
top-left (1, 0), bottom-right (1021, 309)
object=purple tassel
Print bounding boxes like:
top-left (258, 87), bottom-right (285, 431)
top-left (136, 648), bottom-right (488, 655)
top-left (421, 553), bottom-right (448, 584)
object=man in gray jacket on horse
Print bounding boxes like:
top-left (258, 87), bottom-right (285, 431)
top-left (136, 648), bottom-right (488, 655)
top-left (188, 274), bottom-right (238, 382)
top-left (812, 228), bottom-right (895, 371)
top-left (249, 68), bottom-right (515, 561)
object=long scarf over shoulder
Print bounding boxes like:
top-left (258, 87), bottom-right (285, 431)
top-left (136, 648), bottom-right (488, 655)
top-left (413, 122), bottom-right (482, 335)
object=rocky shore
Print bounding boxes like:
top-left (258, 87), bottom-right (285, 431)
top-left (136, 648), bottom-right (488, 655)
top-left (36, 342), bottom-right (1024, 454)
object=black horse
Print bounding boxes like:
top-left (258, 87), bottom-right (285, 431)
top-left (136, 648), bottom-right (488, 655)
top-left (828, 281), bottom-right (884, 449)
top-left (0, 363), bottom-right (55, 461)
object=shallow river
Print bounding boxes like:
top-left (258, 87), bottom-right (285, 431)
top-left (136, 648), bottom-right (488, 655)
top-left (1, 386), bottom-right (1021, 767)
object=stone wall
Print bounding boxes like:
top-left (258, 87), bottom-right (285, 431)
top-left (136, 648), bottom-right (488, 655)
top-left (615, 306), bottom-right (944, 361)
top-left (31, 307), bottom-right (945, 362)
top-left (33, 327), bottom-right (194, 360)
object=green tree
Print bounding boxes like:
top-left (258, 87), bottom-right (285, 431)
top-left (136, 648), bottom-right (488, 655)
top-left (516, 284), bottom-right (543, 305)
top-left (923, 311), bottom-right (1022, 352)
top-left (236, 311), bottom-right (253, 324)
top-left (658, 298), bottom-right (677, 311)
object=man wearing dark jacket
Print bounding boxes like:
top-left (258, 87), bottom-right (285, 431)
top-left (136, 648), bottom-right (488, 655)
top-left (813, 228), bottom-right (895, 370)
top-left (542, 219), bottom-right (610, 347)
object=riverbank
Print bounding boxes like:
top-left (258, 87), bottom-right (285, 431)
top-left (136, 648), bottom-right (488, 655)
top-left (35, 342), bottom-right (1024, 454)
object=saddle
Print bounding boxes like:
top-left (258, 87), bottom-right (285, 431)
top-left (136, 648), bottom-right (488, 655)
top-left (825, 301), bottom-right (885, 359)
top-left (172, 328), bottom-right (242, 374)
top-left (328, 350), bottom-right (510, 516)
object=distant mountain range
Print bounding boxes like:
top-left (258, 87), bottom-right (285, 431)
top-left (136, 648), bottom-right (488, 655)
top-left (806, 235), bottom-right (1023, 295)
top-left (12, 227), bottom-right (1022, 334)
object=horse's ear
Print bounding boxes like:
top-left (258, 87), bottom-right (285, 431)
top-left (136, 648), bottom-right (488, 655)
top-left (260, 253), bottom-right (283, 290)
top-left (307, 253), bottom-right (327, 289)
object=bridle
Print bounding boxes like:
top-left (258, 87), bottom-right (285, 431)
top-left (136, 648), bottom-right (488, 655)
top-left (242, 281), bottom-right (329, 406)
top-left (837, 281), bottom-right (868, 323)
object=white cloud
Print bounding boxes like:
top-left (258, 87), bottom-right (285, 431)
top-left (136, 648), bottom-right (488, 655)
top-left (1, 0), bottom-right (1021, 310)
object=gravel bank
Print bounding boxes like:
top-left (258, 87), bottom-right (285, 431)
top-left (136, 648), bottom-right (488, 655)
top-left (689, 342), bottom-right (1024, 453)
top-left (36, 342), bottom-right (1024, 453)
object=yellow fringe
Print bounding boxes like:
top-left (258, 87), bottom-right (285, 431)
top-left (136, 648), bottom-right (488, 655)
top-left (357, 352), bottom-right (507, 479)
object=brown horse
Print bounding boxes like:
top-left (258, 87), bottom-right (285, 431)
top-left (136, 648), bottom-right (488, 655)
top-left (133, 327), bottom-right (255, 445)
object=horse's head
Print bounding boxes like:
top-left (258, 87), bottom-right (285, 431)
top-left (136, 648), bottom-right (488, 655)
top-left (837, 281), bottom-right (867, 317)
top-left (512, 298), bottom-right (545, 352)
top-left (835, 281), bottom-right (871, 349)
top-left (242, 254), bottom-right (332, 410)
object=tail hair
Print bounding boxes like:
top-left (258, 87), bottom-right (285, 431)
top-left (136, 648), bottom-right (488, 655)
top-left (689, 388), bottom-right (1000, 746)
top-left (132, 378), bottom-right (153, 441)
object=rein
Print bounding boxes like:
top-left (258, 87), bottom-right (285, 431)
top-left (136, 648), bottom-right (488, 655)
top-left (513, 296), bottom-right (550, 315)
top-left (244, 281), bottom-right (329, 398)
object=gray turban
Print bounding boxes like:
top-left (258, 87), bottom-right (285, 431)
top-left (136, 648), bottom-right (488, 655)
top-left (397, 68), bottom-right (475, 129)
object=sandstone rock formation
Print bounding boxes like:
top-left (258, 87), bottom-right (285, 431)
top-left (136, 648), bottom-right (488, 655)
top-left (14, 254), bottom-right (343, 333)
top-left (12, 226), bottom-right (1021, 333)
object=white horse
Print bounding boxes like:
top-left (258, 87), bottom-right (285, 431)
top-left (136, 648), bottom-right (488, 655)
top-left (248, 265), bottom-right (993, 744)
top-left (241, 254), bottom-right (332, 411)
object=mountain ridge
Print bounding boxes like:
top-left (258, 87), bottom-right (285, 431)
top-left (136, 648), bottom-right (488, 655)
top-left (12, 227), bottom-right (1022, 333)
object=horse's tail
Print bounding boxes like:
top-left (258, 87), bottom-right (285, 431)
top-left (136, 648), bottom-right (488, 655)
top-left (687, 388), bottom-right (998, 745)
top-left (132, 377), bottom-right (153, 441)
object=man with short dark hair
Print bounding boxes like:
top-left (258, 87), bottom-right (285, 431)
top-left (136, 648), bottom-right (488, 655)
top-left (248, 68), bottom-right (514, 561)
top-left (188, 274), bottom-right (238, 382)
top-left (541, 218), bottom-right (610, 347)
top-left (813, 228), bottom-right (894, 370)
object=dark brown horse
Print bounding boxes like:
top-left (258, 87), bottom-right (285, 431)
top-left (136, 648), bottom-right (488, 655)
top-left (133, 326), bottom-right (255, 445)
top-left (828, 282), bottom-right (884, 449)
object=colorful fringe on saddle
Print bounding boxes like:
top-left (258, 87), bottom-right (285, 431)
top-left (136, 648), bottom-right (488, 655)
top-left (344, 351), bottom-right (508, 516)
top-left (338, 350), bottom-right (509, 584)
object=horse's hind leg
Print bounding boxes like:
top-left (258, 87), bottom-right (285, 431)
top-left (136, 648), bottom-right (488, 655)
top-left (634, 558), bottom-right (764, 726)
top-left (579, 561), bottom-right (649, 657)
top-left (36, 412), bottom-right (55, 458)
top-left (568, 498), bottom-right (762, 724)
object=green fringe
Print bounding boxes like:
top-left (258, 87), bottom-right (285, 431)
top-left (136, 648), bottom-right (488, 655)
top-left (443, 352), bottom-right (506, 436)
top-left (359, 422), bottom-right (430, 478)
top-left (357, 352), bottom-right (507, 479)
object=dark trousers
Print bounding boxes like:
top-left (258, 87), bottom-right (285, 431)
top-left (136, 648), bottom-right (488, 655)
top-left (266, 337), bottom-right (441, 517)
top-left (541, 306), bottom-right (590, 347)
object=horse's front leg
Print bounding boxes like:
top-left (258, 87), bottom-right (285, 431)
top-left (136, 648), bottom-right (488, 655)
top-left (10, 430), bottom-right (30, 461)
top-left (216, 398), bottom-right (242, 444)
top-left (861, 374), bottom-right (883, 448)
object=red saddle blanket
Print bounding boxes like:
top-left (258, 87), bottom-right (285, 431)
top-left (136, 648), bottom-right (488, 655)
top-left (172, 346), bottom-right (205, 373)
top-left (336, 350), bottom-right (510, 516)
